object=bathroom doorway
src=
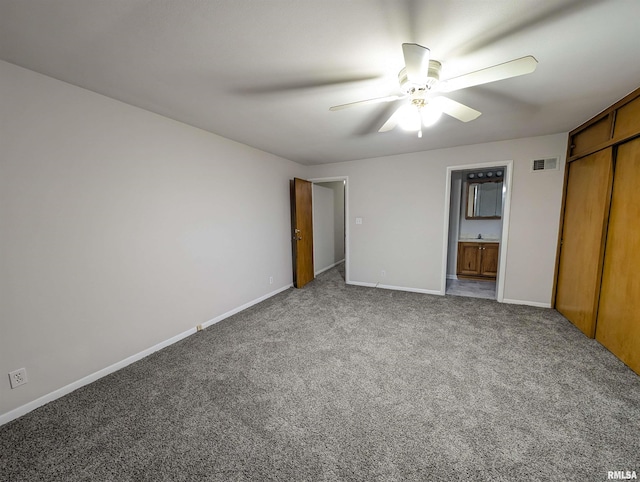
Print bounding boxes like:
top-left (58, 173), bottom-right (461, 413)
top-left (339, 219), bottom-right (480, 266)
top-left (441, 162), bottom-right (513, 301)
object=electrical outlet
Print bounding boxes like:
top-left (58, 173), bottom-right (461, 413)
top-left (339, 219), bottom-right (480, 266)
top-left (9, 368), bottom-right (28, 389)
top-left (269, 276), bottom-right (274, 285)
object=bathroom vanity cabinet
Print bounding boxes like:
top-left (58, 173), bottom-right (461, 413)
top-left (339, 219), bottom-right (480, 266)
top-left (457, 242), bottom-right (499, 280)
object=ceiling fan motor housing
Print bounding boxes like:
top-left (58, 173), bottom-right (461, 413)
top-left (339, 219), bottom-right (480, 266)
top-left (398, 60), bottom-right (442, 95)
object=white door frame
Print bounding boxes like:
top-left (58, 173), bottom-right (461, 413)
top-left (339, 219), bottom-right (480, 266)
top-left (309, 176), bottom-right (349, 284)
top-left (440, 161), bottom-right (514, 302)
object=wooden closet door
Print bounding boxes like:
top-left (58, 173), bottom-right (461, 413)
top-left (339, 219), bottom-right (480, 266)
top-left (596, 138), bottom-right (640, 374)
top-left (555, 148), bottom-right (613, 337)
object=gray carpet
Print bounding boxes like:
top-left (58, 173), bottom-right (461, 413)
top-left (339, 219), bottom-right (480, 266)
top-left (2, 265), bottom-right (639, 481)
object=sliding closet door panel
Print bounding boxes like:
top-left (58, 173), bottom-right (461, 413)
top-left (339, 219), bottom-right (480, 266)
top-left (596, 138), bottom-right (640, 374)
top-left (555, 148), bottom-right (613, 337)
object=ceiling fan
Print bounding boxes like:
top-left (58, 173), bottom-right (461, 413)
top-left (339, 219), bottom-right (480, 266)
top-left (330, 43), bottom-right (538, 137)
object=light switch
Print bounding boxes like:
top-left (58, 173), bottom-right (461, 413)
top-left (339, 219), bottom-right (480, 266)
top-left (355, 217), bottom-right (363, 225)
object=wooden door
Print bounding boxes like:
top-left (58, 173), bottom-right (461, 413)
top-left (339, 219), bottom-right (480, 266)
top-left (555, 148), bottom-right (613, 337)
top-left (457, 243), bottom-right (481, 276)
top-left (596, 138), bottom-right (640, 374)
top-left (480, 243), bottom-right (499, 277)
top-left (290, 178), bottom-right (314, 288)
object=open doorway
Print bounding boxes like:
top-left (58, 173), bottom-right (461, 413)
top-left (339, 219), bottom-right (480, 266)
top-left (310, 177), bottom-right (348, 283)
top-left (441, 162), bottom-right (513, 301)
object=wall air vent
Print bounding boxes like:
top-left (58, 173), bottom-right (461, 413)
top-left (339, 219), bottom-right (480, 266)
top-left (532, 157), bottom-right (559, 172)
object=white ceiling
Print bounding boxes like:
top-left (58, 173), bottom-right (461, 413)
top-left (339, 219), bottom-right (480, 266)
top-left (1, 0), bottom-right (639, 165)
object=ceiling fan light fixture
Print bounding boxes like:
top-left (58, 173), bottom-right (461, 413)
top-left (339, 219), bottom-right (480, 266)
top-left (397, 104), bottom-right (422, 131)
top-left (397, 101), bottom-right (443, 133)
top-left (331, 44), bottom-right (536, 134)
top-left (421, 104), bottom-right (443, 127)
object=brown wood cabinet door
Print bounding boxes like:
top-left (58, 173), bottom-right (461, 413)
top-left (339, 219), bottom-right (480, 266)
top-left (596, 138), bottom-right (640, 374)
top-left (290, 178), bottom-right (314, 288)
top-left (480, 243), bottom-right (499, 277)
top-left (457, 243), bottom-right (482, 276)
top-left (612, 94), bottom-right (640, 142)
top-left (555, 148), bottom-right (613, 338)
top-left (570, 116), bottom-right (612, 158)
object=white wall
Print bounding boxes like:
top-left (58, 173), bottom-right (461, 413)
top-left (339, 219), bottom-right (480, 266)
top-left (459, 216), bottom-right (503, 240)
top-left (0, 61), bottom-right (303, 419)
top-left (313, 182), bottom-right (345, 274)
top-left (0, 59), bottom-right (568, 423)
top-left (306, 133), bottom-right (567, 303)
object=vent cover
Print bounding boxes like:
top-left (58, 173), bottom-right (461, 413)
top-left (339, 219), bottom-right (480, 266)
top-left (532, 157), bottom-right (559, 171)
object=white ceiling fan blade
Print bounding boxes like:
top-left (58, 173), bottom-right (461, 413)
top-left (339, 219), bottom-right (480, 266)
top-left (329, 94), bottom-right (406, 111)
top-left (432, 96), bottom-right (481, 122)
top-left (440, 56), bottom-right (538, 93)
top-left (402, 43), bottom-right (431, 85)
top-left (378, 106), bottom-right (404, 132)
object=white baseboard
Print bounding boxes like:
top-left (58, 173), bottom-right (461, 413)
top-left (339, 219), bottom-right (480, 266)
top-left (347, 280), bottom-right (440, 296)
top-left (350, 280), bottom-right (549, 306)
top-left (446, 274), bottom-right (458, 280)
top-left (346, 280), bottom-right (377, 288)
top-left (377, 284), bottom-right (441, 295)
top-left (502, 298), bottom-right (551, 308)
top-left (0, 328), bottom-right (195, 426)
top-left (0, 283), bottom-right (293, 427)
top-left (314, 259), bottom-right (345, 276)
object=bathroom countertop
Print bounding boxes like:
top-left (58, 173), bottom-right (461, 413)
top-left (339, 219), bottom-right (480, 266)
top-left (458, 238), bottom-right (500, 243)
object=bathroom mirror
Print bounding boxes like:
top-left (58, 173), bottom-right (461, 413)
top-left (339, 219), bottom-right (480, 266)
top-left (466, 180), bottom-right (503, 219)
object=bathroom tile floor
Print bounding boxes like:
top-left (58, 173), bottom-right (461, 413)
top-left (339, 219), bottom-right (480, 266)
top-left (446, 278), bottom-right (496, 300)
